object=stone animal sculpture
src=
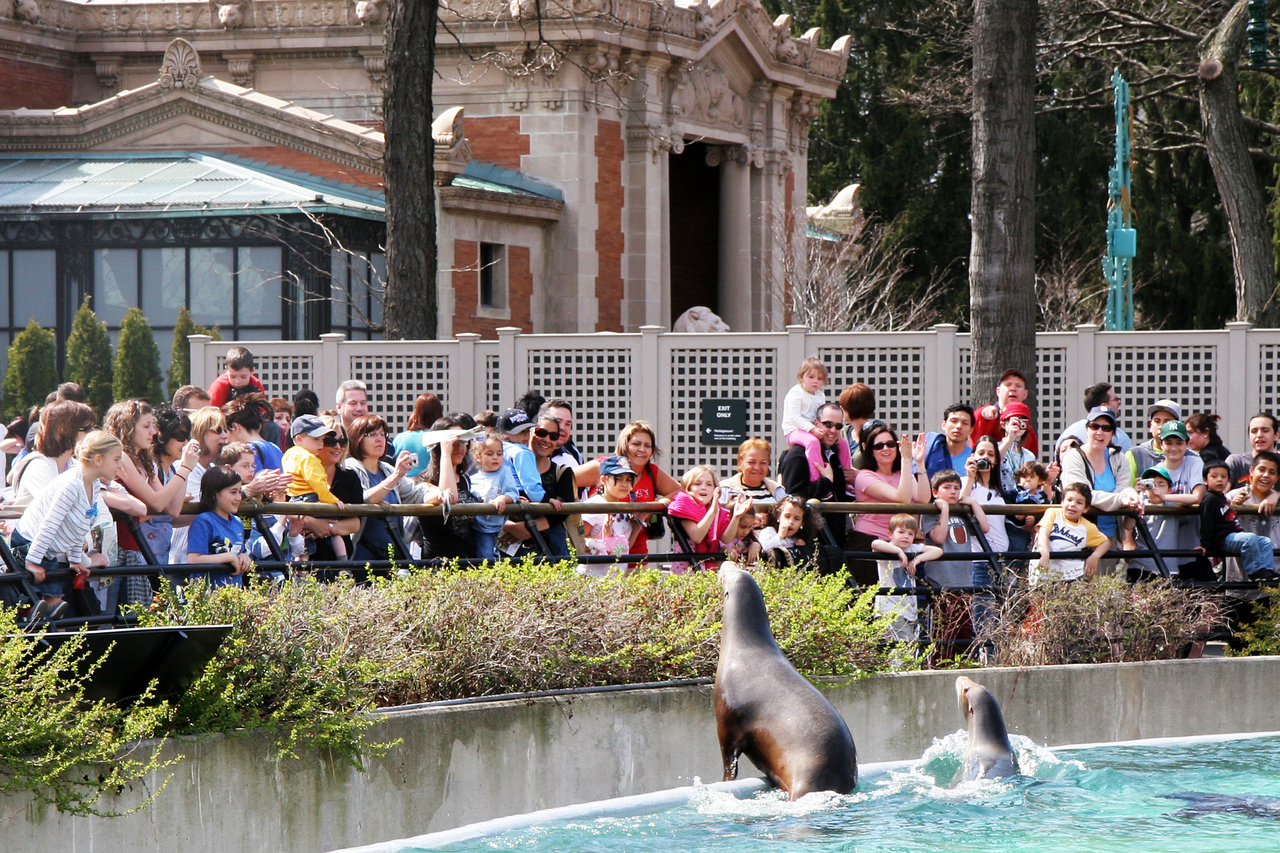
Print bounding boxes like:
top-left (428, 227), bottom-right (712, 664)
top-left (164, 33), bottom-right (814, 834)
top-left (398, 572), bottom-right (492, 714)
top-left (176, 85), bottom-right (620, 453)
top-left (673, 306), bottom-right (729, 333)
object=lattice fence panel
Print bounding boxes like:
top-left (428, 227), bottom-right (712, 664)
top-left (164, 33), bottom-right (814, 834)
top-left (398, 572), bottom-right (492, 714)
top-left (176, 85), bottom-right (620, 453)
top-left (1107, 345), bottom-right (1217, 441)
top-left (958, 348), bottom-right (972, 409)
top-left (348, 354), bottom-right (450, 432)
top-left (485, 355), bottom-right (503, 414)
top-left (818, 346), bottom-right (926, 437)
top-left (1260, 345), bottom-right (1280, 416)
top-left (215, 354), bottom-right (315, 402)
top-left (669, 348), bottom-right (778, 480)
top-left (525, 349), bottom-right (633, 462)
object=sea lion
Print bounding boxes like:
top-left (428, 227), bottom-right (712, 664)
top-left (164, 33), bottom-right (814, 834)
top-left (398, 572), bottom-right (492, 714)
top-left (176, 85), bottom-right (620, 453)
top-left (714, 563), bottom-right (858, 799)
top-left (955, 675), bottom-right (1018, 781)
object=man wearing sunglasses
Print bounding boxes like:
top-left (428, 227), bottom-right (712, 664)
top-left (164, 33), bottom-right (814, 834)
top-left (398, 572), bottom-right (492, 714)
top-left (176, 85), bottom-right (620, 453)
top-left (779, 402), bottom-right (850, 539)
top-left (922, 403), bottom-right (975, 480)
top-left (496, 407), bottom-right (546, 501)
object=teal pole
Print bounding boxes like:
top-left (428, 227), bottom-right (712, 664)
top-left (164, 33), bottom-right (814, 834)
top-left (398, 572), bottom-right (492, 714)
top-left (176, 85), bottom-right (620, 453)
top-left (1104, 69), bottom-right (1135, 331)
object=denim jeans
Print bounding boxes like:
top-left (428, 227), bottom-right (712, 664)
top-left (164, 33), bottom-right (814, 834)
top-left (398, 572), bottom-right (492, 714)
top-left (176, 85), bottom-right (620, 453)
top-left (1223, 531), bottom-right (1275, 578)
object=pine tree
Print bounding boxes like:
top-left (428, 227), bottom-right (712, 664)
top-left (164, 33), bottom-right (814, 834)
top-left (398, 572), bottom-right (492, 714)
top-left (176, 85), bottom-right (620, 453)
top-left (2, 319), bottom-right (58, 419)
top-left (168, 306), bottom-right (221, 397)
top-left (113, 308), bottom-right (163, 404)
top-left (65, 296), bottom-right (115, 417)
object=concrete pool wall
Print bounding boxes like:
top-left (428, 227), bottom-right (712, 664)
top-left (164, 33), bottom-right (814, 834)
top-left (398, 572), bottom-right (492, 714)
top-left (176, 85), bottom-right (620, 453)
top-left (15, 657), bottom-right (1280, 852)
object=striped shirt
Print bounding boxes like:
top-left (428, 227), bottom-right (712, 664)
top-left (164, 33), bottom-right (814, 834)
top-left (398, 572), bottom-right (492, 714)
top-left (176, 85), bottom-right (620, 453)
top-left (14, 466), bottom-right (100, 565)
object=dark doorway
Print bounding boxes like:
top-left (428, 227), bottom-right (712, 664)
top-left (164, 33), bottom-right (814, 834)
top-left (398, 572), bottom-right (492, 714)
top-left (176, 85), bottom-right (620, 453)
top-left (668, 142), bottom-right (719, 321)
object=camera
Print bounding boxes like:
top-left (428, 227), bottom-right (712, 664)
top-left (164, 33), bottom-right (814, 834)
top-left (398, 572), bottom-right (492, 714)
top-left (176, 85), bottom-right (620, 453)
top-left (975, 459), bottom-right (991, 471)
top-left (1136, 478), bottom-right (1155, 489)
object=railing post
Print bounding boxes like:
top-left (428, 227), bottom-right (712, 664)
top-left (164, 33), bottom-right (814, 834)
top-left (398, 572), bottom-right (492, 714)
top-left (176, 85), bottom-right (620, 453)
top-left (638, 325), bottom-right (663, 424)
top-left (929, 323), bottom-right (958, 426)
top-left (455, 332), bottom-right (481, 414)
top-left (187, 333), bottom-right (213, 388)
top-left (496, 326), bottom-right (521, 412)
top-left (319, 333), bottom-right (345, 405)
top-left (1227, 321), bottom-right (1253, 448)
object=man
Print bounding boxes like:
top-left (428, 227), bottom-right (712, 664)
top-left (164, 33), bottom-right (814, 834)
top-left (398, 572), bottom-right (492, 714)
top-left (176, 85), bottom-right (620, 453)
top-left (780, 402), bottom-right (848, 538)
top-left (1226, 413), bottom-right (1280, 491)
top-left (1057, 383), bottom-right (1134, 453)
top-left (172, 384), bottom-right (213, 412)
top-left (922, 404), bottom-right (974, 480)
top-left (1124, 399), bottom-right (1185, 478)
top-left (540, 398), bottom-right (581, 467)
top-left (335, 380), bottom-right (369, 433)
top-left (971, 368), bottom-right (1039, 456)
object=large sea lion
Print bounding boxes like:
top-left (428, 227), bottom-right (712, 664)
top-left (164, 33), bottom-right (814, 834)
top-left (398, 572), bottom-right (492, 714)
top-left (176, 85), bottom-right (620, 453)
top-left (955, 675), bottom-right (1018, 781)
top-left (714, 563), bottom-right (858, 799)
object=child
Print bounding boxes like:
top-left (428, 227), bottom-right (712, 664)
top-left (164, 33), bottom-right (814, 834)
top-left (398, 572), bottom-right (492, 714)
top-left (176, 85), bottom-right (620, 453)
top-left (871, 514), bottom-right (943, 641)
top-left (757, 494), bottom-right (810, 552)
top-left (469, 432), bottom-right (519, 561)
top-left (667, 466), bottom-right (752, 573)
top-left (1130, 466), bottom-right (1183, 580)
top-left (1033, 482), bottom-right (1110, 585)
top-left (781, 356), bottom-right (852, 481)
top-left (579, 456), bottom-right (642, 577)
top-left (1007, 461), bottom-right (1050, 557)
top-left (921, 469), bottom-right (990, 588)
top-left (283, 414), bottom-right (347, 559)
top-left (723, 503), bottom-right (762, 565)
top-left (186, 466), bottom-right (253, 588)
top-left (218, 443), bottom-right (304, 573)
top-left (1225, 451), bottom-right (1280, 585)
top-left (208, 346), bottom-right (268, 407)
top-left (1201, 460), bottom-right (1277, 580)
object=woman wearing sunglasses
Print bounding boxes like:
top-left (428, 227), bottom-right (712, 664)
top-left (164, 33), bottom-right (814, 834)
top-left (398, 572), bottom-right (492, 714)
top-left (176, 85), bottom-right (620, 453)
top-left (849, 422), bottom-right (929, 583)
top-left (500, 414), bottom-right (578, 559)
top-left (1059, 405), bottom-right (1142, 558)
top-left (344, 414), bottom-right (417, 562)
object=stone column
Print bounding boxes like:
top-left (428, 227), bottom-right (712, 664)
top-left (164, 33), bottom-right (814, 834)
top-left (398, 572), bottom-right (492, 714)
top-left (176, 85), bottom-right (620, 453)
top-left (718, 149), bottom-right (753, 331)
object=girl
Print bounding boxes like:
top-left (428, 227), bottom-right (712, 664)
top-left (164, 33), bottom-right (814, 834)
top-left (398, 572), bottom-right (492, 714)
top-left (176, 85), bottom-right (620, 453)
top-left (579, 456), bottom-right (643, 577)
top-left (11, 430), bottom-right (122, 622)
top-left (186, 466), bottom-right (253, 589)
top-left (961, 435), bottom-right (1009, 557)
top-left (757, 494), bottom-right (810, 552)
top-left (667, 465), bottom-right (753, 573)
top-left (574, 421), bottom-right (681, 556)
top-left (782, 357), bottom-right (852, 481)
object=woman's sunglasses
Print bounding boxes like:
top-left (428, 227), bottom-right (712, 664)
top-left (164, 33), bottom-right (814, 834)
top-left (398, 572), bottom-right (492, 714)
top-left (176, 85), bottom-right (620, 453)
top-left (533, 427), bottom-right (561, 440)
top-left (322, 435), bottom-right (349, 447)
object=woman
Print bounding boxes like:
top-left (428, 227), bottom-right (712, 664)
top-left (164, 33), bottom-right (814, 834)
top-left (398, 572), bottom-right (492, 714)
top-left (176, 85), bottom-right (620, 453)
top-left (574, 421), bottom-right (681, 557)
top-left (961, 434), bottom-right (1008, 556)
top-left (722, 438), bottom-right (786, 503)
top-left (10, 400), bottom-right (97, 505)
top-left (393, 393), bottom-right (445, 479)
top-left (344, 414), bottom-right (416, 562)
top-left (849, 423), bottom-right (929, 583)
top-left (411, 413), bottom-right (479, 560)
top-left (299, 415), bottom-right (363, 566)
top-left (501, 413), bottom-right (578, 559)
top-left (169, 407), bottom-right (231, 566)
top-left (839, 383), bottom-right (876, 469)
top-left (1060, 405), bottom-right (1141, 554)
top-left (1186, 413), bottom-right (1231, 466)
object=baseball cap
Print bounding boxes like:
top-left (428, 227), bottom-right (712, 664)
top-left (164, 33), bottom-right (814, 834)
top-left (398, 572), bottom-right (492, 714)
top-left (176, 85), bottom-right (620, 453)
top-left (1141, 465), bottom-right (1173, 484)
top-left (1160, 420), bottom-right (1189, 441)
top-left (600, 455), bottom-right (637, 478)
top-left (1147, 399), bottom-right (1182, 421)
top-left (1085, 405), bottom-right (1118, 424)
top-left (290, 413), bottom-right (335, 438)
top-left (497, 407), bottom-right (534, 434)
top-left (999, 401), bottom-right (1032, 421)
top-left (998, 368), bottom-right (1028, 385)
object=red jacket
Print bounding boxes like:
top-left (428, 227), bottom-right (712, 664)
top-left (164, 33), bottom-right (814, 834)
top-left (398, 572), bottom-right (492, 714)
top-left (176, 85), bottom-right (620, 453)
top-left (208, 372), bottom-right (267, 407)
top-left (971, 403), bottom-right (1039, 456)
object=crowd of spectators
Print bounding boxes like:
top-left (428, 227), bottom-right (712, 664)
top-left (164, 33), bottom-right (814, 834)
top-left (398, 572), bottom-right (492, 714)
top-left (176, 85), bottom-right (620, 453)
top-left (1, 346), bottom-right (1276, 636)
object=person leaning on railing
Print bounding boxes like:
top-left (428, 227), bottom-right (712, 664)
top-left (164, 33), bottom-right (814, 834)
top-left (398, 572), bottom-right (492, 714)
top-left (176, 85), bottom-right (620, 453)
top-left (1059, 405), bottom-right (1142, 563)
top-left (344, 414), bottom-right (417, 562)
top-left (407, 414), bottom-right (480, 561)
top-left (845, 421), bottom-right (929, 585)
top-left (500, 412), bottom-right (577, 559)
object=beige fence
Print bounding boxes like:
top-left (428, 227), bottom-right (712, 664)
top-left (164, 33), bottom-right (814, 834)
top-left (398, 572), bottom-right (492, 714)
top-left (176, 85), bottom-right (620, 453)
top-left (192, 321), bottom-right (1269, 478)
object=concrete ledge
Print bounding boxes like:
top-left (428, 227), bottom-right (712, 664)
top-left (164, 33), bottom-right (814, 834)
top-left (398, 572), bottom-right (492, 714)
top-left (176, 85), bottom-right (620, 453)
top-left (12, 657), bottom-right (1280, 852)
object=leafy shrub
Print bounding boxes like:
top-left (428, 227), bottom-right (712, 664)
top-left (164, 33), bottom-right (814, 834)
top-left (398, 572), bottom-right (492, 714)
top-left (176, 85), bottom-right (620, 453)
top-left (112, 308), bottom-right (163, 404)
top-left (1230, 597), bottom-right (1280, 656)
top-left (969, 575), bottom-right (1225, 666)
top-left (0, 610), bottom-right (174, 815)
top-left (167, 306), bottom-right (221, 397)
top-left (2, 318), bottom-right (57, 419)
top-left (65, 296), bottom-right (114, 416)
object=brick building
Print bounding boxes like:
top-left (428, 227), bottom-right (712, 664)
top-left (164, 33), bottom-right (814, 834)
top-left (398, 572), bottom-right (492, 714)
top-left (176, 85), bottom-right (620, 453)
top-left (0, 0), bottom-right (848, 359)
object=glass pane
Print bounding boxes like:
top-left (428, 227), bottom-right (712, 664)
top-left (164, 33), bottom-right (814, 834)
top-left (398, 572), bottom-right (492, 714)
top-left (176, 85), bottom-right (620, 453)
top-left (0, 251), bottom-right (9, 327)
top-left (152, 329), bottom-right (175, 377)
top-left (0, 332), bottom-right (9, 376)
top-left (141, 248), bottom-right (186, 326)
top-left (237, 246), bottom-right (282, 328)
top-left (93, 248), bottom-right (137, 327)
top-left (330, 248), bottom-right (350, 329)
top-left (350, 254), bottom-right (370, 327)
top-left (12, 250), bottom-right (56, 328)
top-left (369, 252), bottom-right (386, 328)
top-left (188, 247), bottom-right (234, 326)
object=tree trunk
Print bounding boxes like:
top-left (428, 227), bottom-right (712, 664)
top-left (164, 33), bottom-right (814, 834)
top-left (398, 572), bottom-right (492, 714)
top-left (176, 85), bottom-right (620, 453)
top-left (382, 0), bottom-right (439, 340)
top-left (969, 0), bottom-right (1038, 407)
top-left (1199, 0), bottom-right (1276, 327)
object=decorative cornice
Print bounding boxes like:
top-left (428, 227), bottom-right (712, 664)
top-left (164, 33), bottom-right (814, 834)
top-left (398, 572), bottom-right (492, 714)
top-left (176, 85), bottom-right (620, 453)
top-left (439, 184), bottom-right (562, 223)
top-left (158, 37), bottom-right (200, 90)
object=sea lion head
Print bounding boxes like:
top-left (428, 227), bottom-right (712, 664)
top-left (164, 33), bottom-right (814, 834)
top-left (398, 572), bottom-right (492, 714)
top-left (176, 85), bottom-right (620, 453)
top-left (718, 562), bottom-right (778, 650)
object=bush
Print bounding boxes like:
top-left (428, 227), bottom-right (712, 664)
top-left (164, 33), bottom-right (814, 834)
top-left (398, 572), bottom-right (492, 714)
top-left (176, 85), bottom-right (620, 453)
top-left (113, 308), bottom-right (163, 404)
top-left (2, 318), bottom-right (57, 419)
top-left (64, 296), bottom-right (115, 416)
top-left (133, 562), bottom-right (914, 765)
top-left (167, 306), bottom-right (221, 398)
top-left (969, 575), bottom-right (1225, 666)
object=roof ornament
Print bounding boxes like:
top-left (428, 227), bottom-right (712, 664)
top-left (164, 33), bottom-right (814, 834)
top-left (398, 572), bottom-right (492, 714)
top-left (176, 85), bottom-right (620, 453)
top-left (158, 38), bottom-right (201, 90)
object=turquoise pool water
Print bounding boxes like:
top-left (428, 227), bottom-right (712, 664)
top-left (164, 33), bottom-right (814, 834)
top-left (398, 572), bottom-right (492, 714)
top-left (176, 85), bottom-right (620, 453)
top-left (429, 733), bottom-right (1280, 852)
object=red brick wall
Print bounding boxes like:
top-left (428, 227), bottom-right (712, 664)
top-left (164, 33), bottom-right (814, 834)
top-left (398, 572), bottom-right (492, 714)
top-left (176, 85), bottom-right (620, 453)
top-left (451, 239), bottom-right (533, 337)
top-left (0, 56), bottom-right (72, 109)
top-left (594, 119), bottom-right (624, 331)
top-left (466, 117), bottom-right (528, 172)
top-left (201, 146), bottom-right (384, 191)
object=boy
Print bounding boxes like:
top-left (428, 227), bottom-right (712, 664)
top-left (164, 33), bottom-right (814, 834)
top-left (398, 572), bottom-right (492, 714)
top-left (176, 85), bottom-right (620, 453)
top-left (208, 346), bottom-right (267, 407)
top-left (1006, 460), bottom-right (1050, 557)
top-left (1200, 461), bottom-right (1275, 580)
top-left (921, 469), bottom-right (991, 588)
top-left (871, 513), bottom-right (943, 641)
top-left (283, 415), bottom-right (347, 559)
top-left (1131, 466), bottom-right (1179, 580)
top-left (218, 442), bottom-right (305, 572)
top-left (579, 456), bottom-right (642, 577)
top-left (1213, 455), bottom-right (1280, 581)
top-left (1033, 482), bottom-right (1110, 585)
top-left (469, 432), bottom-right (519, 561)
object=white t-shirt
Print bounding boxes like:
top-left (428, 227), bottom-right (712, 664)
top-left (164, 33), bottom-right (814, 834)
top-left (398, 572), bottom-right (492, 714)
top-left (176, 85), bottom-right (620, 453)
top-left (1033, 507), bottom-right (1107, 584)
top-left (962, 478), bottom-right (1008, 554)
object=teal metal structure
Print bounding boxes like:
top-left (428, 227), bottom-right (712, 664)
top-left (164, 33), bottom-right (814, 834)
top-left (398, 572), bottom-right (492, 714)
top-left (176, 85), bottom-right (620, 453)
top-left (1104, 69), bottom-right (1136, 331)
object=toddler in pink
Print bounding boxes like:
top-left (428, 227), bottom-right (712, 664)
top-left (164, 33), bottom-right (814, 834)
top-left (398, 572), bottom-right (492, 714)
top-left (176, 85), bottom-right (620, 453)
top-left (782, 356), bottom-right (852, 480)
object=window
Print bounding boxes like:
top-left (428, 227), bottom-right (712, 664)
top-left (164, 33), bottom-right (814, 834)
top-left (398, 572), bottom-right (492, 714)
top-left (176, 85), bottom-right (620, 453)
top-left (0, 249), bottom-right (56, 376)
top-left (330, 248), bottom-right (386, 340)
top-left (479, 242), bottom-right (507, 311)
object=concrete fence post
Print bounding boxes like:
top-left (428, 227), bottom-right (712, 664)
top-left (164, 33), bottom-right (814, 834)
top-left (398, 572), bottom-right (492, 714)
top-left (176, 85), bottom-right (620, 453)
top-left (319, 333), bottom-right (345, 403)
top-left (1227, 321), bottom-right (1253, 448)
top-left (929, 323), bottom-right (958, 420)
top-left (496, 327), bottom-right (521, 412)
top-left (187, 334), bottom-right (213, 389)
top-left (638, 325), bottom-right (663, 424)
top-left (784, 324), bottom-right (809, 409)
top-left (455, 333), bottom-right (481, 414)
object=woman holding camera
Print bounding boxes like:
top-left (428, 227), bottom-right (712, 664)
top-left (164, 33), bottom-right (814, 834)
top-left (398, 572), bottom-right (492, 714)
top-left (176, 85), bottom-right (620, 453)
top-left (961, 434), bottom-right (1008, 556)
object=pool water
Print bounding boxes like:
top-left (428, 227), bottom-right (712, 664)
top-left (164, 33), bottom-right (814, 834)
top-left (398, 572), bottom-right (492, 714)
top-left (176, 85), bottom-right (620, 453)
top-left (430, 733), bottom-right (1280, 852)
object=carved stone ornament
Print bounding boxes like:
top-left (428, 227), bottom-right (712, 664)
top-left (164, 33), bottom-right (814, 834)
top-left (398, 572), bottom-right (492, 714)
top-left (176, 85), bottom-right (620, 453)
top-left (13, 0), bottom-right (39, 25)
top-left (224, 52), bottom-right (254, 87)
top-left (158, 38), bottom-right (201, 90)
top-left (355, 0), bottom-right (386, 25)
top-left (772, 14), bottom-right (799, 63)
top-left (93, 55), bottom-right (123, 93)
top-left (432, 106), bottom-right (472, 184)
top-left (669, 58), bottom-right (744, 131)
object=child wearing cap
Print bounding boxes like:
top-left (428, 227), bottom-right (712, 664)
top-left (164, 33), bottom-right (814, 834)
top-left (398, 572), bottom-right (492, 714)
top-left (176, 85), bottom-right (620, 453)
top-left (283, 414), bottom-right (348, 559)
top-left (996, 401), bottom-right (1038, 492)
top-left (1199, 461), bottom-right (1277, 580)
top-left (496, 407), bottom-right (546, 502)
top-left (1130, 466), bottom-right (1181, 580)
top-left (1129, 420), bottom-right (1203, 578)
top-left (579, 456), bottom-right (642, 577)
